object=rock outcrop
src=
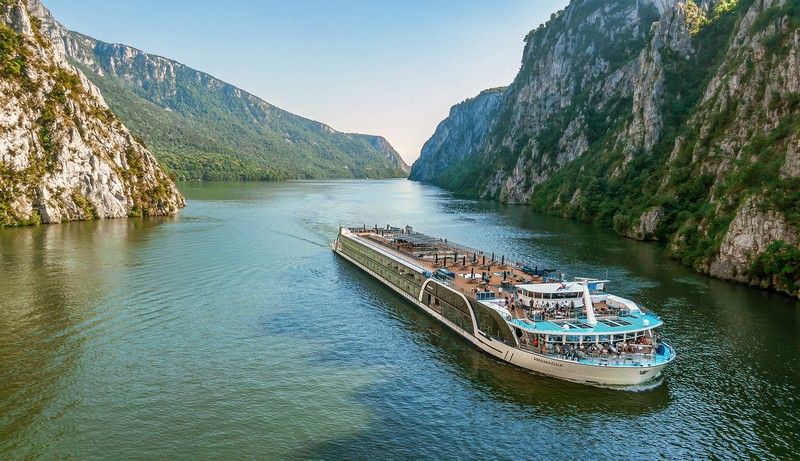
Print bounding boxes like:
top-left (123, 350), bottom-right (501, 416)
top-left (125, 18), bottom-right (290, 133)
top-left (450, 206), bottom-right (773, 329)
top-left (411, 0), bottom-right (800, 297)
top-left (708, 197), bottom-right (799, 284)
top-left (0, 0), bottom-right (184, 226)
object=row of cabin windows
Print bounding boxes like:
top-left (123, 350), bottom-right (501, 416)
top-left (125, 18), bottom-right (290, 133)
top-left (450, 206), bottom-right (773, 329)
top-left (442, 303), bottom-right (472, 332)
top-left (521, 290), bottom-right (582, 299)
top-left (343, 245), bottom-right (417, 295)
top-left (533, 331), bottom-right (649, 344)
top-left (341, 239), bottom-right (421, 297)
top-left (342, 238), bottom-right (422, 281)
top-left (425, 282), bottom-right (515, 344)
top-left (424, 283), bottom-right (470, 316)
top-left (471, 300), bottom-right (516, 344)
top-left (344, 238), bottom-right (513, 344)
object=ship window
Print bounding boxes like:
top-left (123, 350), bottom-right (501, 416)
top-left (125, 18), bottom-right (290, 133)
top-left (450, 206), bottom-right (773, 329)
top-left (470, 300), bottom-right (513, 344)
top-left (441, 304), bottom-right (472, 332)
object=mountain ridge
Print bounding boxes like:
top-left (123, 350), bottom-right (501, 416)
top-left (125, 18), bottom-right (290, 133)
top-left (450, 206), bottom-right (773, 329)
top-left (43, 25), bottom-right (409, 181)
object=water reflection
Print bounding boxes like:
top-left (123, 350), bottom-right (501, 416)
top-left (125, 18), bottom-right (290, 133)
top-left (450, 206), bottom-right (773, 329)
top-left (0, 218), bottom-right (169, 454)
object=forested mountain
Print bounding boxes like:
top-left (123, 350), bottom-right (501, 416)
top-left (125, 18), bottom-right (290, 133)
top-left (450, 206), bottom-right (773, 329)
top-left (410, 0), bottom-right (800, 297)
top-left (39, 27), bottom-right (408, 181)
top-left (0, 0), bottom-right (183, 226)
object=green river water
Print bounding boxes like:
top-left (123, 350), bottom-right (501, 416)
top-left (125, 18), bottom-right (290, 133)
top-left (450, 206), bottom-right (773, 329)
top-left (1, 179), bottom-right (798, 459)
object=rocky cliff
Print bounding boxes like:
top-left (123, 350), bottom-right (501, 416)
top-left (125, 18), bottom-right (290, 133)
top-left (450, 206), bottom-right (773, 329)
top-left (0, 0), bottom-right (183, 226)
top-left (44, 28), bottom-right (408, 181)
top-left (409, 87), bottom-right (505, 183)
top-left (411, 0), bottom-right (800, 297)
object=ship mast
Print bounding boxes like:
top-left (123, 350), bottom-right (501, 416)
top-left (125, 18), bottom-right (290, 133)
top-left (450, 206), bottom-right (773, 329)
top-left (582, 283), bottom-right (597, 326)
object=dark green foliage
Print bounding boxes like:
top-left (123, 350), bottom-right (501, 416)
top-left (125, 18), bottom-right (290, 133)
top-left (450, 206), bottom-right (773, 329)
top-left (751, 1), bottom-right (800, 34)
top-left (765, 178), bottom-right (800, 228)
top-left (749, 241), bottom-right (800, 293)
top-left (751, 1), bottom-right (800, 57)
top-left (520, 0), bottom-right (800, 290)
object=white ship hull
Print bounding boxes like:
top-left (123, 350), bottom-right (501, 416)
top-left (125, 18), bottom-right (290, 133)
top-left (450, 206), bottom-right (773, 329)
top-left (334, 240), bottom-right (669, 387)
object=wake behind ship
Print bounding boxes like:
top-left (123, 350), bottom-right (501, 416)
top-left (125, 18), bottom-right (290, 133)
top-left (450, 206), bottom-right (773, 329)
top-left (333, 225), bottom-right (675, 386)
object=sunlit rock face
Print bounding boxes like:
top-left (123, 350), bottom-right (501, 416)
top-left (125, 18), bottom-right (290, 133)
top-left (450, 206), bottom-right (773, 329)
top-left (0, 0), bottom-right (184, 226)
top-left (411, 0), bottom-right (800, 296)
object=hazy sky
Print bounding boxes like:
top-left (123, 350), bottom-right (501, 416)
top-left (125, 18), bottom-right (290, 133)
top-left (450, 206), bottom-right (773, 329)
top-left (46, 0), bottom-right (568, 164)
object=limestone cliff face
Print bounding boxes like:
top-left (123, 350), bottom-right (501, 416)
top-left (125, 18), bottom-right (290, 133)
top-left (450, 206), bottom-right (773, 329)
top-left (0, 0), bottom-right (183, 226)
top-left (666, 0), bottom-right (800, 294)
top-left (409, 88), bottom-right (504, 183)
top-left (413, 1), bottom-right (668, 200)
top-left (411, 0), bottom-right (800, 297)
top-left (707, 196), bottom-right (799, 286)
top-left (618, 0), bottom-right (696, 162)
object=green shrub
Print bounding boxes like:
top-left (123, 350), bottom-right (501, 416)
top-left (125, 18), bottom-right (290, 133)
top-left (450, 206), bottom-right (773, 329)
top-left (71, 191), bottom-right (98, 219)
top-left (749, 241), bottom-right (800, 293)
top-left (0, 23), bottom-right (25, 78)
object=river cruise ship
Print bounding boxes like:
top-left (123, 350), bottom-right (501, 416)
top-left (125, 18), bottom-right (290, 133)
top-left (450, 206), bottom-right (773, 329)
top-left (333, 225), bottom-right (676, 386)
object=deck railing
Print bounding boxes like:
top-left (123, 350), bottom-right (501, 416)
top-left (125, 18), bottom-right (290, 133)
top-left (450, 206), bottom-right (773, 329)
top-left (518, 306), bottom-right (631, 323)
top-left (518, 343), bottom-right (673, 367)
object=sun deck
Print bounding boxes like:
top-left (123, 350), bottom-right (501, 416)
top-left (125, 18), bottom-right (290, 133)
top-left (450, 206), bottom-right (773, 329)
top-left (352, 225), bottom-right (549, 293)
top-left (347, 226), bottom-right (661, 334)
